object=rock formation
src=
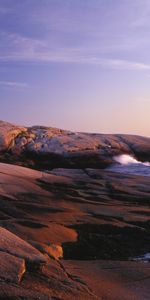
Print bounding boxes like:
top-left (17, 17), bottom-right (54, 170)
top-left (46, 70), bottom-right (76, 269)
top-left (0, 162), bottom-right (150, 299)
top-left (0, 120), bottom-right (149, 169)
top-left (0, 121), bottom-right (150, 299)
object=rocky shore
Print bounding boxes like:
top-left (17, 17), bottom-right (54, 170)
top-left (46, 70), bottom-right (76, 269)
top-left (0, 120), bottom-right (150, 169)
top-left (0, 121), bottom-right (150, 299)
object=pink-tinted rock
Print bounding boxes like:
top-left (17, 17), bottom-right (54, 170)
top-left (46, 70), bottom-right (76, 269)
top-left (0, 120), bottom-right (26, 152)
top-left (0, 251), bottom-right (25, 283)
top-left (0, 121), bottom-right (150, 169)
top-left (0, 227), bottom-right (46, 266)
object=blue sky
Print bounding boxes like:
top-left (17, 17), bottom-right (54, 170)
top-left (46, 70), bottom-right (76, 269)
top-left (0, 0), bottom-right (150, 136)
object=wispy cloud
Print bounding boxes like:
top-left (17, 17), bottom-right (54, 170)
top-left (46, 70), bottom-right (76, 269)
top-left (0, 1), bottom-right (150, 71)
top-left (93, 58), bottom-right (150, 71)
top-left (0, 80), bottom-right (29, 88)
top-left (0, 30), bottom-right (138, 63)
top-left (0, 31), bottom-right (150, 71)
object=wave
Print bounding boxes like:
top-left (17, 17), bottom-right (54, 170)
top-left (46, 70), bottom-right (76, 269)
top-left (113, 154), bottom-right (150, 166)
top-left (107, 154), bottom-right (150, 177)
top-left (131, 252), bottom-right (150, 262)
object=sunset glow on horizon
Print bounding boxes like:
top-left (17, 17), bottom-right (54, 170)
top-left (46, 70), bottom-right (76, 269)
top-left (0, 0), bottom-right (150, 136)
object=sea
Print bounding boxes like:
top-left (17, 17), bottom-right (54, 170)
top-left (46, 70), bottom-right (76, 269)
top-left (107, 154), bottom-right (150, 262)
top-left (107, 154), bottom-right (150, 177)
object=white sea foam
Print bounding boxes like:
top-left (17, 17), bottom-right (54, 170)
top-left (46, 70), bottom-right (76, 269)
top-left (114, 154), bottom-right (150, 166)
top-left (108, 154), bottom-right (150, 176)
top-left (131, 253), bottom-right (150, 262)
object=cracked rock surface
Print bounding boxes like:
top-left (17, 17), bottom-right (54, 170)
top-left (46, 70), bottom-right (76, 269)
top-left (0, 162), bottom-right (150, 299)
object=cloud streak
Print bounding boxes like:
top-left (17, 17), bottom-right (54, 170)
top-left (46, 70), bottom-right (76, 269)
top-left (0, 1), bottom-right (150, 72)
top-left (0, 32), bottom-right (150, 71)
top-left (0, 80), bottom-right (29, 88)
top-left (94, 58), bottom-right (150, 71)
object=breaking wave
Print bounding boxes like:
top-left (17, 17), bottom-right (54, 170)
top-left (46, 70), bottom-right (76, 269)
top-left (114, 154), bottom-right (150, 166)
top-left (131, 252), bottom-right (150, 262)
top-left (108, 154), bottom-right (150, 177)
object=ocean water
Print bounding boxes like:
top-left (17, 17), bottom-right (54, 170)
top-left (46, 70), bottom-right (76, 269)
top-left (131, 253), bottom-right (150, 262)
top-left (107, 154), bottom-right (150, 177)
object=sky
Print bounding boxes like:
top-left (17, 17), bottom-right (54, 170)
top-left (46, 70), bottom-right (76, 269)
top-left (0, 0), bottom-right (150, 136)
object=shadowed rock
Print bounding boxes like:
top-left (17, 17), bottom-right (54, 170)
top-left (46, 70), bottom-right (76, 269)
top-left (0, 251), bottom-right (25, 283)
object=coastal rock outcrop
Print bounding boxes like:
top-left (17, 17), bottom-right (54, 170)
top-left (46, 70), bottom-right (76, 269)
top-left (0, 162), bottom-right (150, 299)
top-left (0, 121), bottom-right (150, 299)
top-left (0, 120), bottom-right (149, 169)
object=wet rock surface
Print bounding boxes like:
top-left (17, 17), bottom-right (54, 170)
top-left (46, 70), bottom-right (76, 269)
top-left (0, 162), bottom-right (150, 299)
